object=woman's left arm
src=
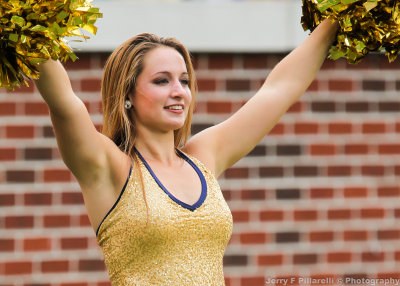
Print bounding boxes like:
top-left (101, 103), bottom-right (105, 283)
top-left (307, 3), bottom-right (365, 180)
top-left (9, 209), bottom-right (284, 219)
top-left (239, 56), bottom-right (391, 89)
top-left (186, 19), bottom-right (339, 177)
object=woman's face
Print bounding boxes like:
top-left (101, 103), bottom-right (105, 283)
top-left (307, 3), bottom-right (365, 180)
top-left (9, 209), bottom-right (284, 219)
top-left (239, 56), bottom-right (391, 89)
top-left (131, 46), bottom-right (191, 134)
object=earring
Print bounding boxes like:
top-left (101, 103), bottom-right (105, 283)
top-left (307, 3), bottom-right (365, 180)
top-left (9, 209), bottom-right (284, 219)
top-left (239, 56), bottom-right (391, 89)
top-left (124, 99), bottom-right (132, 109)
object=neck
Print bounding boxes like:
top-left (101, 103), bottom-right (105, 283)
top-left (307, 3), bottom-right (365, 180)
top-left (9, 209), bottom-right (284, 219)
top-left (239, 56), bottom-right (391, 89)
top-left (134, 127), bottom-right (178, 165)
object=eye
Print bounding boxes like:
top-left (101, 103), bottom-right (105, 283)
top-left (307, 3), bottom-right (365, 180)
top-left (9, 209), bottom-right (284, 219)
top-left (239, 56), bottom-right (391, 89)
top-left (153, 78), bottom-right (168, 85)
top-left (180, 79), bottom-right (189, 86)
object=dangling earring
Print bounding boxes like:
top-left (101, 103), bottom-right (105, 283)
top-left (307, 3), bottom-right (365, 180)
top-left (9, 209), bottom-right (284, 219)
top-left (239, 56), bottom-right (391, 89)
top-left (124, 99), bottom-right (132, 110)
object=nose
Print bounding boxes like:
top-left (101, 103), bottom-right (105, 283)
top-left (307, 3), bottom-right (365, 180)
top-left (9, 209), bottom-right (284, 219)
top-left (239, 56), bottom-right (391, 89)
top-left (170, 79), bottom-right (185, 98)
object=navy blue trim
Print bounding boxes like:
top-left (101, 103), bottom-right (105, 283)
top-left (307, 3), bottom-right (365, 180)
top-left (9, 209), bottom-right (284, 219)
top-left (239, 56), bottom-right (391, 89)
top-left (134, 148), bottom-right (207, 211)
top-left (96, 166), bottom-right (133, 237)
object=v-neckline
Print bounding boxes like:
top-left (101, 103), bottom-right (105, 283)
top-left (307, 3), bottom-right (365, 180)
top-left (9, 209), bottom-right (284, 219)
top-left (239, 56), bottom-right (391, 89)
top-left (134, 148), bottom-right (207, 211)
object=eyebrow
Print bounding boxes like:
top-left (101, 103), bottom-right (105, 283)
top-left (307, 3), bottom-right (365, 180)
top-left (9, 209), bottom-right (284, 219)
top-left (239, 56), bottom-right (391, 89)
top-left (152, 71), bottom-right (189, 77)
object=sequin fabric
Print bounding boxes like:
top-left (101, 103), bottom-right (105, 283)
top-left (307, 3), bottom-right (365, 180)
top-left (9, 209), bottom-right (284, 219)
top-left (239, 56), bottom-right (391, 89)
top-left (97, 152), bottom-right (233, 285)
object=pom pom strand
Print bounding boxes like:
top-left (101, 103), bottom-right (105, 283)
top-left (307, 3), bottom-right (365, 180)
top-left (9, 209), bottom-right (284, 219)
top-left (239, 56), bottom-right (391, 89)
top-left (0, 0), bottom-right (102, 90)
top-left (301, 0), bottom-right (400, 64)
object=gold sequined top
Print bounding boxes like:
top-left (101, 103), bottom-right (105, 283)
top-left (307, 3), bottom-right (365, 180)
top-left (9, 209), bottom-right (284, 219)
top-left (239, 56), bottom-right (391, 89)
top-left (96, 149), bottom-right (233, 285)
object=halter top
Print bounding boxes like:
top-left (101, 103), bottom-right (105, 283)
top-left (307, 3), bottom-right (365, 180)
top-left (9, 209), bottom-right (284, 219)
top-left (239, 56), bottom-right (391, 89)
top-left (96, 149), bottom-right (233, 285)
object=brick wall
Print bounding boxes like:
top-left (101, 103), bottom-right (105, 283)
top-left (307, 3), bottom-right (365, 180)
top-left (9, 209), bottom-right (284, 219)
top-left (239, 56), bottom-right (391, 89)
top-left (1, 52), bottom-right (400, 286)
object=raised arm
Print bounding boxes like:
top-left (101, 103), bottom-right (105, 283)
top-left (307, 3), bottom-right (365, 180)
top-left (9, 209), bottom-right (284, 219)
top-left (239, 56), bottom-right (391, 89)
top-left (34, 60), bottom-right (123, 188)
top-left (186, 19), bottom-right (339, 177)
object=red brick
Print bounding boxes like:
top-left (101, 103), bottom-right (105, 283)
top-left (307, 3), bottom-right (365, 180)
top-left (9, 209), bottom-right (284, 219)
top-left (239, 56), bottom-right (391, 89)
top-left (24, 147), bottom-right (52, 160)
top-left (240, 189), bottom-right (266, 200)
top-left (293, 253), bottom-right (318, 264)
top-left (327, 252), bottom-right (352, 263)
top-left (360, 208), bottom-right (385, 219)
top-left (24, 102), bottom-right (49, 115)
top-left (62, 191), bottom-right (84, 205)
top-left (361, 165), bottom-right (385, 176)
top-left (294, 122), bottom-right (319, 134)
top-left (5, 216), bottom-right (34, 228)
top-left (309, 231), bottom-right (334, 242)
top-left (344, 144), bottom-right (369, 154)
top-left (260, 210), bottom-right (284, 221)
top-left (206, 100), bottom-right (232, 113)
top-left (0, 194), bottom-right (15, 206)
top-left (0, 148), bottom-right (16, 161)
top-left (293, 166), bottom-right (319, 177)
top-left (0, 239), bottom-right (15, 251)
top-left (80, 214), bottom-right (91, 226)
top-left (378, 186), bottom-right (400, 197)
top-left (377, 229), bottom-right (400, 240)
top-left (41, 260), bottom-right (69, 272)
top-left (231, 210), bottom-right (250, 222)
top-left (224, 167), bottom-right (249, 179)
top-left (328, 123), bottom-right (353, 134)
top-left (81, 78), bottom-right (101, 92)
top-left (23, 238), bottom-right (51, 251)
top-left (24, 193), bottom-right (52, 206)
top-left (293, 210), bottom-right (318, 221)
top-left (226, 79), bottom-right (250, 91)
top-left (6, 170), bottom-right (35, 183)
top-left (344, 187), bottom-right (368, 198)
top-left (327, 209), bottom-right (352, 220)
top-left (378, 144), bottom-right (400, 154)
top-left (43, 169), bottom-right (72, 182)
top-left (327, 165), bottom-right (352, 176)
top-left (346, 101), bottom-right (370, 112)
top-left (4, 261), bottom-right (32, 275)
top-left (197, 79), bottom-right (217, 91)
top-left (0, 102), bottom-right (16, 115)
top-left (258, 254), bottom-right (283, 266)
top-left (240, 232), bottom-right (267, 244)
top-left (243, 54), bottom-right (268, 69)
top-left (343, 230), bottom-right (368, 241)
top-left (208, 54), bottom-right (234, 69)
top-left (328, 79), bottom-right (354, 91)
top-left (363, 80), bottom-right (385, 91)
top-left (310, 187), bottom-right (334, 199)
top-left (310, 144), bottom-right (336, 155)
top-left (78, 259), bottom-right (106, 271)
top-left (362, 123), bottom-right (386, 133)
top-left (60, 237), bottom-right (88, 250)
top-left (43, 215), bottom-right (71, 228)
top-left (60, 283), bottom-right (88, 286)
top-left (361, 252), bottom-right (384, 262)
top-left (240, 277), bottom-right (265, 286)
top-left (6, 125), bottom-right (34, 138)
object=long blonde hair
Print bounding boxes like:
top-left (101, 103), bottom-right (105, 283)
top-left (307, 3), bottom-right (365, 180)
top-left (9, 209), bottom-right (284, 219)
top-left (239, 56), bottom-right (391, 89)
top-left (101, 33), bottom-right (197, 155)
top-left (101, 34), bottom-right (197, 220)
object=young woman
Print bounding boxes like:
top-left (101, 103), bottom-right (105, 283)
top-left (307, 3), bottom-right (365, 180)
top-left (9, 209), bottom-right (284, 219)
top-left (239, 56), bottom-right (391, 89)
top-left (34, 19), bottom-right (338, 285)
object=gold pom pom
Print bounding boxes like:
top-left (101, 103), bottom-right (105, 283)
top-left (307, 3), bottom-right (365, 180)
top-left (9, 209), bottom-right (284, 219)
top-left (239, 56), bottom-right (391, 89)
top-left (0, 0), bottom-right (102, 90)
top-left (302, 0), bottom-right (400, 64)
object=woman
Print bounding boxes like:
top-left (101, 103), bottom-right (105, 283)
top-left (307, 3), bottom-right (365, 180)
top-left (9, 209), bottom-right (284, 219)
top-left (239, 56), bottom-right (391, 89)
top-left (35, 19), bottom-right (338, 285)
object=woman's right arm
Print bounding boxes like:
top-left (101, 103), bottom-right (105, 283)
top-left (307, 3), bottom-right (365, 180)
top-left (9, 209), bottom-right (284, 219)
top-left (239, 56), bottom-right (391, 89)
top-left (34, 60), bottom-right (123, 189)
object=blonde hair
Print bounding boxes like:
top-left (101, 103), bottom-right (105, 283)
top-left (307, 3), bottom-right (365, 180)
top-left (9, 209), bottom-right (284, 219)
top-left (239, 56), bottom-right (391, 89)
top-left (101, 33), bottom-right (197, 155)
top-left (101, 34), bottom-right (197, 221)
